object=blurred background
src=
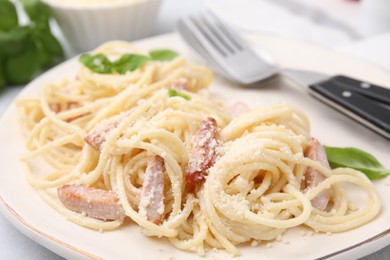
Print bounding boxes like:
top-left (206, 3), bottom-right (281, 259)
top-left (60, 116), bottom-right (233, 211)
top-left (0, 0), bottom-right (389, 259)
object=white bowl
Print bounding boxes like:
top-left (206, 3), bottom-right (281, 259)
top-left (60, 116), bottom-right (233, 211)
top-left (43, 0), bottom-right (162, 52)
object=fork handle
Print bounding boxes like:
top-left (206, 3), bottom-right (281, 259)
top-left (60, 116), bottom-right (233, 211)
top-left (308, 76), bottom-right (390, 140)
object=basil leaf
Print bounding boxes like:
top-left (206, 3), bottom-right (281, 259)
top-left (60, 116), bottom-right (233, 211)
top-left (20, 0), bottom-right (50, 26)
top-left (33, 28), bottom-right (64, 68)
top-left (80, 53), bottom-right (150, 74)
top-left (168, 89), bottom-right (191, 101)
top-left (5, 44), bottom-right (40, 84)
top-left (324, 146), bottom-right (390, 180)
top-left (80, 54), bottom-right (114, 74)
top-left (113, 54), bottom-right (150, 74)
top-left (0, 0), bottom-right (63, 87)
top-left (39, 29), bottom-right (63, 57)
top-left (0, 60), bottom-right (5, 90)
top-left (80, 51), bottom-right (179, 74)
top-left (0, 0), bottom-right (18, 31)
top-left (0, 26), bottom-right (30, 57)
top-left (150, 49), bottom-right (179, 61)
top-left (34, 39), bottom-right (52, 68)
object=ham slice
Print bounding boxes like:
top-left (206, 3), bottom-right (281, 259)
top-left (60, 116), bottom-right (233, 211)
top-left (139, 155), bottom-right (165, 224)
top-left (58, 184), bottom-right (125, 221)
top-left (185, 117), bottom-right (220, 186)
top-left (225, 102), bottom-right (249, 117)
top-left (170, 77), bottom-right (189, 90)
top-left (84, 110), bottom-right (132, 150)
top-left (304, 138), bottom-right (332, 211)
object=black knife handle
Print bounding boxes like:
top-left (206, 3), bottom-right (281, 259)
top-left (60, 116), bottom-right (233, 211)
top-left (331, 75), bottom-right (390, 105)
top-left (309, 79), bottom-right (390, 140)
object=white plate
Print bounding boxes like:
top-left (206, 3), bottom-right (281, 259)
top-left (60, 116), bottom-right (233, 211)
top-left (0, 33), bottom-right (389, 260)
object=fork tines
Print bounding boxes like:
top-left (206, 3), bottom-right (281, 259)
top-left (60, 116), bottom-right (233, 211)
top-left (188, 11), bottom-right (245, 57)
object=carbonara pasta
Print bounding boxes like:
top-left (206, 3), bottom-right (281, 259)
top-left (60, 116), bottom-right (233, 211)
top-left (17, 41), bottom-right (381, 256)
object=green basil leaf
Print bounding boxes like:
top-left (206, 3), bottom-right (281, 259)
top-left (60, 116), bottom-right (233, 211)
top-left (34, 39), bottom-right (52, 68)
top-left (113, 54), bottom-right (150, 74)
top-left (0, 26), bottom-right (30, 57)
top-left (79, 54), bottom-right (114, 74)
top-left (80, 51), bottom-right (179, 75)
top-left (80, 53), bottom-right (150, 74)
top-left (149, 49), bottom-right (179, 61)
top-left (32, 28), bottom-right (63, 68)
top-left (5, 44), bottom-right (40, 84)
top-left (167, 89), bottom-right (191, 101)
top-left (0, 0), bottom-right (18, 31)
top-left (324, 146), bottom-right (390, 180)
top-left (0, 60), bottom-right (5, 90)
top-left (20, 0), bottom-right (50, 25)
top-left (0, 0), bottom-right (63, 87)
top-left (27, 9), bottom-right (64, 68)
top-left (39, 29), bottom-right (64, 57)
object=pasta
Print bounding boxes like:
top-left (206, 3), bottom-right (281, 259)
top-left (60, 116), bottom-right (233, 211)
top-left (17, 41), bottom-right (381, 256)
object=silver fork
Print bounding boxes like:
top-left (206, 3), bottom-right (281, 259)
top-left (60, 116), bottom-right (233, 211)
top-left (177, 11), bottom-right (279, 84)
top-left (176, 11), bottom-right (390, 140)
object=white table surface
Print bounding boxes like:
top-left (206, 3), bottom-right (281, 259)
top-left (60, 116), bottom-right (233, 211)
top-left (0, 0), bottom-right (389, 259)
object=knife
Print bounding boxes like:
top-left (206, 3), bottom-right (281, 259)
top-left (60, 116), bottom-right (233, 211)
top-left (282, 69), bottom-right (390, 140)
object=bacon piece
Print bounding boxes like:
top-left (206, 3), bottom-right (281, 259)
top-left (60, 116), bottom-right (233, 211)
top-left (49, 86), bottom-right (82, 117)
top-left (57, 184), bottom-right (125, 220)
top-left (64, 102), bottom-right (91, 122)
top-left (49, 101), bottom-right (89, 122)
top-left (303, 138), bottom-right (332, 211)
top-left (65, 112), bottom-right (91, 123)
top-left (84, 118), bottom-right (120, 151)
top-left (49, 103), bottom-right (62, 113)
top-left (185, 117), bottom-right (220, 186)
top-left (84, 110), bottom-right (132, 151)
top-left (170, 77), bottom-right (189, 90)
top-left (49, 101), bottom-right (78, 114)
top-left (139, 156), bottom-right (165, 224)
top-left (225, 102), bottom-right (250, 117)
